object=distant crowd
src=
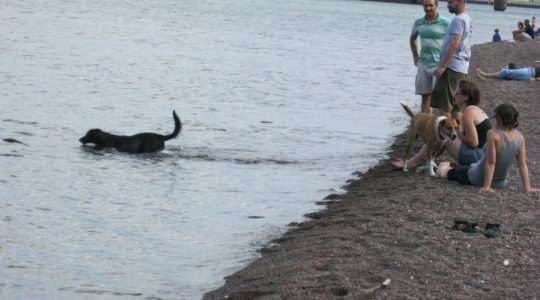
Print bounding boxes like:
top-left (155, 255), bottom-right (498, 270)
top-left (493, 16), bottom-right (538, 42)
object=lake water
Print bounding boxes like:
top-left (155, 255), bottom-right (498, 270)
top-left (0, 0), bottom-right (533, 299)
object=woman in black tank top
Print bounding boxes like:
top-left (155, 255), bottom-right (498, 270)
top-left (475, 117), bottom-right (491, 147)
top-left (392, 80), bottom-right (491, 170)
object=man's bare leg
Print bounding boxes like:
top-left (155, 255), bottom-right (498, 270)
top-left (476, 68), bottom-right (499, 80)
top-left (421, 94), bottom-right (432, 114)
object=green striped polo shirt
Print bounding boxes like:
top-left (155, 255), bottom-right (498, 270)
top-left (411, 14), bottom-right (450, 68)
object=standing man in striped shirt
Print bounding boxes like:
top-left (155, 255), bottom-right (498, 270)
top-left (410, 0), bottom-right (449, 114)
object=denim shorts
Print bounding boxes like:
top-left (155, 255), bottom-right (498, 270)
top-left (458, 143), bottom-right (484, 166)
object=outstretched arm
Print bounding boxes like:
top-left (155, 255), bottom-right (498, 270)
top-left (517, 136), bottom-right (540, 193)
top-left (481, 131), bottom-right (497, 193)
top-left (410, 35), bottom-right (419, 66)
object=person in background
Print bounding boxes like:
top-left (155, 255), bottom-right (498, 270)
top-left (532, 16), bottom-right (538, 38)
top-left (492, 28), bottom-right (501, 42)
top-left (430, 0), bottom-right (472, 122)
top-left (438, 103), bottom-right (539, 194)
top-left (513, 21), bottom-right (532, 42)
top-left (535, 16), bottom-right (540, 37)
top-left (410, 0), bottom-right (450, 114)
top-left (476, 63), bottom-right (540, 81)
top-left (524, 19), bottom-right (535, 40)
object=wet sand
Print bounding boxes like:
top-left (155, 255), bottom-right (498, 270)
top-left (204, 41), bottom-right (540, 299)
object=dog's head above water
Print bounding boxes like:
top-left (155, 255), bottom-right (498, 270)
top-left (438, 117), bottom-right (459, 141)
top-left (79, 129), bottom-right (107, 145)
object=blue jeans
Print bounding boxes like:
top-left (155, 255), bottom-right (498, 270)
top-left (458, 143), bottom-right (484, 166)
top-left (498, 67), bottom-right (534, 81)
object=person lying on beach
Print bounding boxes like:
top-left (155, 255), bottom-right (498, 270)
top-left (476, 64), bottom-right (540, 81)
top-left (393, 80), bottom-right (491, 169)
top-left (437, 103), bottom-right (539, 193)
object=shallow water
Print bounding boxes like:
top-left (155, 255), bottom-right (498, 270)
top-left (0, 0), bottom-right (533, 298)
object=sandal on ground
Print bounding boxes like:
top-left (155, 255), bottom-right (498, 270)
top-left (484, 223), bottom-right (500, 239)
top-left (452, 220), bottom-right (478, 233)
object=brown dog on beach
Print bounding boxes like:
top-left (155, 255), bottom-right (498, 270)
top-left (400, 102), bottom-right (459, 176)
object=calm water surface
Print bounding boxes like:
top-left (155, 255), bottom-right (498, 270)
top-left (0, 0), bottom-right (532, 298)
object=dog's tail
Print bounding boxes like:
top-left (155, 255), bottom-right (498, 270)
top-left (399, 101), bottom-right (415, 119)
top-left (163, 110), bottom-right (182, 141)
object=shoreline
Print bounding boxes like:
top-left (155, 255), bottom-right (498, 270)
top-left (204, 41), bottom-right (540, 299)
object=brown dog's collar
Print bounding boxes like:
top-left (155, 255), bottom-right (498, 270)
top-left (435, 116), bottom-right (447, 143)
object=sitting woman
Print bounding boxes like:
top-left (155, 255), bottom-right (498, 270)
top-left (476, 63), bottom-right (540, 81)
top-left (438, 103), bottom-right (539, 193)
top-left (393, 80), bottom-right (492, 169)
top-left (513, 21), bottom-right (533, 42)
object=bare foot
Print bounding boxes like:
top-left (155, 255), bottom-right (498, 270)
top-left (436, 161), bottom-right (451, 178)
top-left (392, 158), bottom-right (419, 170)
top-left (392, 158), bottom-right (404, 169)
top-left (475, 68), bottom-right (487, 80)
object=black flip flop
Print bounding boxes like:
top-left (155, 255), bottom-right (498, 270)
top-left (452, 220), bottom-right (478, 233)
top-left (484, 223), bottom-right (500, 239)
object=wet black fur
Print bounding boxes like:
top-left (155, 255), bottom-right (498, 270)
top-left (79, 111), bottom-right (181, 153)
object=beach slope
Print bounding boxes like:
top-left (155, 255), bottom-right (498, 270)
top-left (204, 41), bottom-right (540, 299)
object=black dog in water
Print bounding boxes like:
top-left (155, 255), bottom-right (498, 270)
top-left (79, 111), bottom-right (181, 153)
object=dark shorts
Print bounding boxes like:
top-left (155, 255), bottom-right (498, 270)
top-left (431, 68), bottom-right (467, 113)
top-left (447, 165), bottom-right (473, 185)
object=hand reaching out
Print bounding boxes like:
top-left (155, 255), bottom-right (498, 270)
top-left (480, 187), bottom-right (495, 193)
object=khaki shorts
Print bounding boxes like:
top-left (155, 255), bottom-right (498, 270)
top-left (431, 68), bottom-right (467, 113)
top-left (415, 64), bottom-right (436, 95)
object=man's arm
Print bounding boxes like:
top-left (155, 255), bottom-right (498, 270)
top-left (434, 34), bottom-right (461, 77)
top-left (410, 35), bottom-right (419, 66)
